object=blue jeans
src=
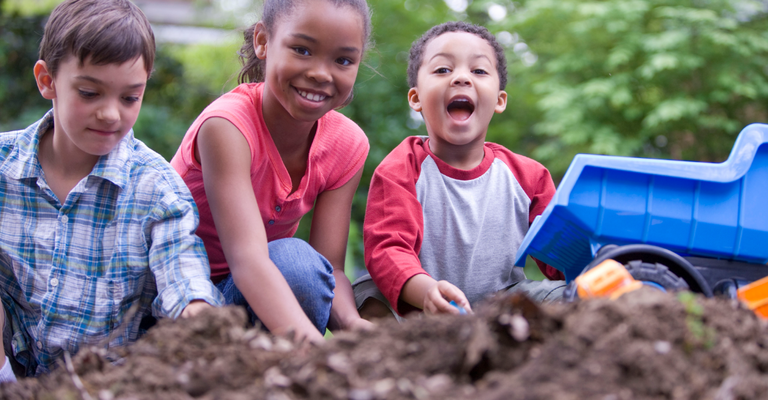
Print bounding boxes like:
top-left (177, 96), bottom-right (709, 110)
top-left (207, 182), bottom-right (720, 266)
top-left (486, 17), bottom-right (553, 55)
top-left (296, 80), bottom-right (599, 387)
top-left (215, 238), bottom-right (335, 333)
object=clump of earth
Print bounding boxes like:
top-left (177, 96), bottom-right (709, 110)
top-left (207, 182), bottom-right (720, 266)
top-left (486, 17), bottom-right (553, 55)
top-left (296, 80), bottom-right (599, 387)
top-left (2, 288), bottom-right (768, 399)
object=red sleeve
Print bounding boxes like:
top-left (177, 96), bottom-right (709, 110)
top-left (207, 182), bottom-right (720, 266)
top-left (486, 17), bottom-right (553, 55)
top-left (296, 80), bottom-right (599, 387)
top-left (529, 168), bottom-right (564, 280)
top-left (364, 138), bottom-right (429, 315)
top-left (492, 144), bottom-right (564, 281)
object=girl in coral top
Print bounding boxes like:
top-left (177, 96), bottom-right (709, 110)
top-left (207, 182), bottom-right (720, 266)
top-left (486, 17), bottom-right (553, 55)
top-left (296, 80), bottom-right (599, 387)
top-left (171, 0), bottom-right (373, 344)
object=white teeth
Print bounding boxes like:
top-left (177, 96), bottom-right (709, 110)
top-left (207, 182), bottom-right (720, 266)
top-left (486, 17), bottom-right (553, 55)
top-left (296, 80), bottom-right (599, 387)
top-left (298, 90), bottom-right (326, 102)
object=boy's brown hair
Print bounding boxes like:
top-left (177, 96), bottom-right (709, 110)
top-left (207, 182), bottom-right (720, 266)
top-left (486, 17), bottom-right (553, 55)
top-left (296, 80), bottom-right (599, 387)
top-left (39, 0), bottom-right (155, 78)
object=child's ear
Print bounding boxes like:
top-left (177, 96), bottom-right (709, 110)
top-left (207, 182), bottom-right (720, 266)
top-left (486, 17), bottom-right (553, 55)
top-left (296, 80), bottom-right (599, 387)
top-left (254, 21), bottom-right (268, 60)
top-left (34, 60), bottom-right (56, 100)
top-left (407, 87), bottom-right (422, 112)
top-left (495, 90), bottom-right (508, 114)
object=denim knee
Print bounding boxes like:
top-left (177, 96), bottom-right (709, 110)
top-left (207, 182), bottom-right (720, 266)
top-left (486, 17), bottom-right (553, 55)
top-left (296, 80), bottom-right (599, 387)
top-left (215, 238), bottom-right (336, 333)
top-left (269, 238), bottom-right (335, 332)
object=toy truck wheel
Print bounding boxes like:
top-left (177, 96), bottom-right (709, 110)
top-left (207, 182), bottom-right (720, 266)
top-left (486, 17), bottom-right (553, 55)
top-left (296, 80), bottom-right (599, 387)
top-left (562, 259), bottom-right (690, 302)
top-left (623, 260), bottom-right (690, 292)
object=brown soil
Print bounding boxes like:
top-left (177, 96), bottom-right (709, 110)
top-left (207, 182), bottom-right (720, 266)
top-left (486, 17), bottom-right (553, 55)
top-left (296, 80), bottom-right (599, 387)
top-left (2, 288), bottom-right (768, 399)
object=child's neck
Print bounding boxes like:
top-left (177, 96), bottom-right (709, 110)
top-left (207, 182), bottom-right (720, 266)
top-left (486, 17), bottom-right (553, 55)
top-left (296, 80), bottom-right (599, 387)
top-left (261, 91), bottom-right (317, 152)
top-left (38, 128), bottom-right (99, 203)
top-left (428, 137), bottom-right (486, 171)
top-left (261, 96), bottom-right (318, 194)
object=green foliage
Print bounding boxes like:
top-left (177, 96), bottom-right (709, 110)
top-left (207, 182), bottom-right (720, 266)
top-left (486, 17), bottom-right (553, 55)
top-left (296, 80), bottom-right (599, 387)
top-left (0, 5), bottom-right (51, 132)
top-left (133, 41), bottom-right (241, 160)
top-left (5, 0), bottom-right (768, 280)
top-left (497, 0), bottom-right (768, 177)
top-left (2, 0), bottom-right (60, 16)
top-left (677, 291), bottom-right (716, 350)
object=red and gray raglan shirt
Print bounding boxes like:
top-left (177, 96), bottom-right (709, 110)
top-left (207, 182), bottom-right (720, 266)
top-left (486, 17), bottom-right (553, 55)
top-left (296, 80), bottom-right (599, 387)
top-left (364, 136), bottom-right (563, 315)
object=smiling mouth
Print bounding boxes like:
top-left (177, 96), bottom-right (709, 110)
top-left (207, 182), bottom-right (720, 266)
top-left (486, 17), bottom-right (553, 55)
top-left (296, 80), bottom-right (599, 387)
top-left (297, 88), bottom-right (327, 102)
top-left (447, 98), bottom-right (475, 121)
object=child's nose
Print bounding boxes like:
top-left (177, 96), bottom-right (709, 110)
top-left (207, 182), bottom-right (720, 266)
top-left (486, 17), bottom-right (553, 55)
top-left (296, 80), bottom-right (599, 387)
top-left (96, 101), bottom-right (120, 123)
top-left (452, 72), bottom-right (471, 86)
top-left (307, 62), bottom-right (332, 83)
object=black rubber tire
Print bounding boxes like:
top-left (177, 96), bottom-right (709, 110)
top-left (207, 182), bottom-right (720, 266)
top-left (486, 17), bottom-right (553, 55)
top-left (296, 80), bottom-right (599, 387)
top-left (623, 260), bottom-right (689, 291)
top-left (563, 260), bottom-right (689, 302)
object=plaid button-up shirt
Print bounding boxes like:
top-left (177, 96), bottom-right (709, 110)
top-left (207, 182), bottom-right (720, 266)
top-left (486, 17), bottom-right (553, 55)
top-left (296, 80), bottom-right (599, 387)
top-left (0, 111), bottom-right (223, 375)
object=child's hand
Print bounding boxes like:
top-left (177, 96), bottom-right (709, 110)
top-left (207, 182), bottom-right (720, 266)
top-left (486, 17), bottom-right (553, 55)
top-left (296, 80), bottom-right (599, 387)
top-left (180, 300), bottom-right (215, 318)
top-left (423, 280), bottom-right (473, 315)
top-left (347, 317), bottom-right (374, 331)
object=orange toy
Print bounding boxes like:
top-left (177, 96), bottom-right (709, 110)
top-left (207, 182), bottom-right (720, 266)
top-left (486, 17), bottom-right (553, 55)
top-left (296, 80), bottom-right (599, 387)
top-left (575, 259), bottom-right (643, 300)
top-left (737, 275), bottom-right (768, 319)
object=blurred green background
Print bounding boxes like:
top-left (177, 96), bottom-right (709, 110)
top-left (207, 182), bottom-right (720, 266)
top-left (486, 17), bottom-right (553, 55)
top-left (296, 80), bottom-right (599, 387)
top-left (2, 0), bottom-right (768, 281)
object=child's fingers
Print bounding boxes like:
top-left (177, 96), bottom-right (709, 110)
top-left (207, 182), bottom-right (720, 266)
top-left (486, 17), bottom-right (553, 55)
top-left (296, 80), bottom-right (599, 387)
top-left (424, 286), bottom-right (455, 314)
top-left (436, 281), bottom-right (472, 313)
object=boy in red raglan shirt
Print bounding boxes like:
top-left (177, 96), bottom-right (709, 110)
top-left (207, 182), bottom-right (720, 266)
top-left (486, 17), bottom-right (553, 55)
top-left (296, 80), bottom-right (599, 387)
top-left (354, 22), bottom-right (565, 320)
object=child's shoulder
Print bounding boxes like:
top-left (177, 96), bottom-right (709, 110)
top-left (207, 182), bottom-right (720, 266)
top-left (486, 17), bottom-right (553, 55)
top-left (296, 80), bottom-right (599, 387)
top-left (320, 109), bottom-right (368, 142)
top-left (484, 142), bottom-right (554, 194)
top-left (119, 136), bottom-right (195, 202)
top-left (0, 128), bottom-right (26, 158)
top-left (0, 112), bottom-right (53, 169)
top-left (485, 142), bottom-right (551, 174)
top-left (374, 136), bottom-right (429, 177)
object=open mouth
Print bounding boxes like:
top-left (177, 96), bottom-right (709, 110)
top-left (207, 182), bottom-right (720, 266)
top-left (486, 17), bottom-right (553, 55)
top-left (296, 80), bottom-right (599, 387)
top-left (447, 98), bottom-right (475, 121)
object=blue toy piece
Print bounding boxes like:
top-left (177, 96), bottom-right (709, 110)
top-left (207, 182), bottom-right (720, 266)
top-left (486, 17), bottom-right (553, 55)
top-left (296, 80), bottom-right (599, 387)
top-left (449, 300), bottom-right (467, 315)
top-left (515, 124), bottom-right (768, 297)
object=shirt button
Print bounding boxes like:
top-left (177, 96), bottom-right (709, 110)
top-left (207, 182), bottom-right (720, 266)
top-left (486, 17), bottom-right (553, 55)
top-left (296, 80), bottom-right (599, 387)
top-left (50, 278), bottom-right (59, 287)
top-left (36, 341), bottom-right (43, 350)
top-left (60, 215), bottom-right (68, 223)
top-left (275, 206), bottom-right (281, 212)
top-left (268, 220), bottom-right (275, 225)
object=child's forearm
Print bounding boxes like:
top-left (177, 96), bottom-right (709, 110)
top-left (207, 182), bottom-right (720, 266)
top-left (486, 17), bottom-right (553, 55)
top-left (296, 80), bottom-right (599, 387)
top-left (231, 260), bottom-right (324, 343)
top-left (327, 269), bottom-right (369, 331)
top-left (401, 274), bottom-right (438, 310)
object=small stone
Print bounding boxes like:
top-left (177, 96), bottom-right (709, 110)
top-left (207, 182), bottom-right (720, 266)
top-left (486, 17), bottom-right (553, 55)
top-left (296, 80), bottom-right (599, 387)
top-left (328, 353), bottom-right (352, 374)
top-left (654, 340), bottom-right (672, 354)
top-left (250, 335), bottom-right (273, 351)
top-left (99, 390), bottom-right (115, 400)
top-left (264, 367), bottom-right (291, 388)
top-left (509, 314), bottom-right (530, 342)
top-left (373, 379), bottom-right (395, 396)
top-left (348, 388), bottom-right (374, 400)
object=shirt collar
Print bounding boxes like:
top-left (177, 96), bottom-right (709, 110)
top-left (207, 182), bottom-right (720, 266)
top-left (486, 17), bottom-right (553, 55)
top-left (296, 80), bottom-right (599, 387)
top-left (2, 109), bottom-right (133, 189)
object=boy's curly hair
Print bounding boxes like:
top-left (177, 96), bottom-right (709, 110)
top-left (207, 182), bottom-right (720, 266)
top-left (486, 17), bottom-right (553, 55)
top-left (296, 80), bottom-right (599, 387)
top-left (407, 21), bottom-right (508, 90)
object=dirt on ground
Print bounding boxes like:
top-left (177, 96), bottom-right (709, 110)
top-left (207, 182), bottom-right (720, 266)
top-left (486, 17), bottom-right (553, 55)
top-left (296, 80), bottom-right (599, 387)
top-left (2, 288), bottom-right (768, 400)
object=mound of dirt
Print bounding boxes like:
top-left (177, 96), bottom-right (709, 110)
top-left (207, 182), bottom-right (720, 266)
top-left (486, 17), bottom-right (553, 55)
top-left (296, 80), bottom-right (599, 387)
top-left (2, 288), bottom-right (768, 399)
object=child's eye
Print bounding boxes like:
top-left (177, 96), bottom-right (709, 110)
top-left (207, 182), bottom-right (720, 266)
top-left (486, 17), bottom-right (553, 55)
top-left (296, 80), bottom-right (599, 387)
top-left (78, 90), bottom-right (98, 99)
top-left (336, 57), bottom-right (354, 66)
top-left (293, 47), bottom-right (311, 56)
top-left (435, 67), bottom-right (450, 74)
top-left (473, 69), bottom-right (488, 75)
top-left (123, 96), bottom-right (141, 104)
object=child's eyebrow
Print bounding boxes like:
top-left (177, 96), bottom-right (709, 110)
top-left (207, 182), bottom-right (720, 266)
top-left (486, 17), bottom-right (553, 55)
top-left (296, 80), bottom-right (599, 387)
top-left (429, 53), bottom-right (493, 63)
top-left (291, 33), bottom-right (360, 54)
top-left (75, 75), bottom-right (146, 89)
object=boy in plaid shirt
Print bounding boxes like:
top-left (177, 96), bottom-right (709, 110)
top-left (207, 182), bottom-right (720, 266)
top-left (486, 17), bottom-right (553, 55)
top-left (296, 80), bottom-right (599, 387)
top-left (0, 0), bottom-right (223, 379)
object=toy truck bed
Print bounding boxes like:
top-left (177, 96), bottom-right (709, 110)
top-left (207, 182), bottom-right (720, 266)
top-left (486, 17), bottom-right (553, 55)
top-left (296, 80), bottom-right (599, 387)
top-left (515, 124), bottom-right (768, 289)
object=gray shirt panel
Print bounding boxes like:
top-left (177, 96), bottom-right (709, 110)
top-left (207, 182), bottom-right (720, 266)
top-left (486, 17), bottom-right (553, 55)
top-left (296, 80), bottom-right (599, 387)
top-left (416, 156), bottom-right (530, 305)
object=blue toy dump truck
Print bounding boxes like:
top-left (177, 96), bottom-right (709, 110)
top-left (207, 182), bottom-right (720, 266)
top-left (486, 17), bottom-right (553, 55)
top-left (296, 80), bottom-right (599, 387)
top-left (515, 124), bottom-right (768, 298)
